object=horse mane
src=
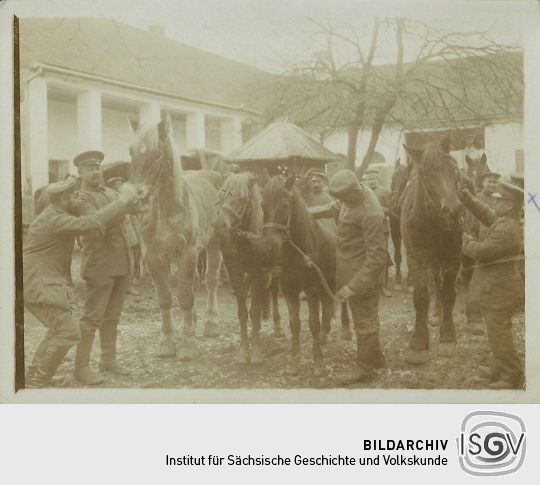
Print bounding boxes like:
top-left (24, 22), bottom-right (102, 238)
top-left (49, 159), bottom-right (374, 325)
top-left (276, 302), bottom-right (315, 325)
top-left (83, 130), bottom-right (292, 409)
top-left (220, 173), bottom-right (263, 234)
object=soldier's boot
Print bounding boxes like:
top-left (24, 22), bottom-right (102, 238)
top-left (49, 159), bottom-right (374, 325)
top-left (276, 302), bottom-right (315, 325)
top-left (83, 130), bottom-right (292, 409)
top-left (336, 333), bottom-right (380, 384)
top-left (74, 329), bottom-right (104, 385)
top-left (27, 345), bottom-right (70, 389)
top-left (99, 322), bottom-right (131, 376)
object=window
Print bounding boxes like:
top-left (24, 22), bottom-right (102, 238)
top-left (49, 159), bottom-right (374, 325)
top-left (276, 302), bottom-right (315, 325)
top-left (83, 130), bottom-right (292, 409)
top-left (48, 159), bottom-right (69, 183)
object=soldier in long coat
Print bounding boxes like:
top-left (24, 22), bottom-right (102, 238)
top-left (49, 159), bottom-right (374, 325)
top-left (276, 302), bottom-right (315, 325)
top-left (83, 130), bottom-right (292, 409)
top-left (74, 151), bottom-right (134, 385)
top-left (329, 169), bottom-right (387, 383)
top-left (23, 177), bottom-right (140, 387)
top-left (459, 182), bottom-right (524, 389)
top-left (365, 167), bottom-right (393, 296)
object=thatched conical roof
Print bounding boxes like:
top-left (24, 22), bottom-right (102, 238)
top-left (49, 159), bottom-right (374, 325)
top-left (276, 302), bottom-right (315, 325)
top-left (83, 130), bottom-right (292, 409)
top-left (225, 121), bottom-right (340, 167)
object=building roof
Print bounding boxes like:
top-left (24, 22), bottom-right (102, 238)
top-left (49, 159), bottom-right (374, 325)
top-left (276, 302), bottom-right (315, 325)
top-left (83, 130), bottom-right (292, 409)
top-left (19, 17), bottom-right (276, 113)
top-left (226, 121), bottom-right (341, 165)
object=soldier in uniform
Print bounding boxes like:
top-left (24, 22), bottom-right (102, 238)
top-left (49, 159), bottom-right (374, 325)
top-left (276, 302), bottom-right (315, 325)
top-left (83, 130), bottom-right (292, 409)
top-left (463, 172), bottom-right (501, 331)
top-left (459, 182), bottom-right (524, 389)
top-left (328, 169), bottom-right (387, 383)
top-left (23, 176), bottom-right (140, 388)
top-left (74, 151), bottom-right (134, 385)
top-left (365, 167), bottom-right (393, 296)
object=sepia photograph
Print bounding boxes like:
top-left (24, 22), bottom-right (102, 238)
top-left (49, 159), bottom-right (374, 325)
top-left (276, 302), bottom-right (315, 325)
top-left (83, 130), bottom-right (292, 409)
top-left (3, 0), bottom-right (538, 402)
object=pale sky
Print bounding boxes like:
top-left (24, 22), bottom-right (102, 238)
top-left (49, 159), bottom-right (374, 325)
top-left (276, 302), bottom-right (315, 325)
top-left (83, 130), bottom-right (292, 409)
top-left (3, 0), bottom-right (537, 72)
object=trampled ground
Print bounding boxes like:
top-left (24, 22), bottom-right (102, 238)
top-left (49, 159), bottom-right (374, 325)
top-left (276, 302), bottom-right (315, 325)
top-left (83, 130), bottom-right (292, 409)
top-left (23, 255), bottom-right (525, 392)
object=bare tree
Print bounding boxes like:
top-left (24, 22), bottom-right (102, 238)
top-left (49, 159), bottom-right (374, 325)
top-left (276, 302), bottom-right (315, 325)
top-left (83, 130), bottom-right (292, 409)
top-left (264, 18), bottom-right (522, 172)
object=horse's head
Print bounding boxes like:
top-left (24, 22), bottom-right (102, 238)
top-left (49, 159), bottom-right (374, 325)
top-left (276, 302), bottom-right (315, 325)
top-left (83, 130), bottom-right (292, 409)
top-left (215, 173), bottom-right (261, 236)
top-left (262, 174), bottom-right (296, 255)
top-left (404, 141), bottom-right (462, 225)
top-left (465, 153), bottom-right (490, 189)
top-left (128, 113), bottom-right (178, 196)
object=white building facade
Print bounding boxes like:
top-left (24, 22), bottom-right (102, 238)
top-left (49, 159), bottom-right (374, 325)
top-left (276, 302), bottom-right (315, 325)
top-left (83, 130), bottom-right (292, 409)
top-left (22, 63), bottom-right (247, 194)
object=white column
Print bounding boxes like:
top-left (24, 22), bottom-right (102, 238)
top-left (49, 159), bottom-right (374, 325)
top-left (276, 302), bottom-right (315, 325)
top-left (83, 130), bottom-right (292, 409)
top-left (220, 117), bottom-right (243, 154)
top-left (186, 111), bottom-right (205, 149)
top-left (139, 101), bottom-right (161, 124)
top-left (77, 89), bottom-right (102, 153)
top-left (27, 76), bottom-right (48, 190)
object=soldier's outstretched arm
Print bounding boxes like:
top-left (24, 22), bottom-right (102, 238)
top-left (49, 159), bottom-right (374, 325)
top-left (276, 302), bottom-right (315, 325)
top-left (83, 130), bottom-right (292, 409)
top-left (52, 184), bottom-right (139, 236)
top-left (458, 189), bottom-right (497, 227)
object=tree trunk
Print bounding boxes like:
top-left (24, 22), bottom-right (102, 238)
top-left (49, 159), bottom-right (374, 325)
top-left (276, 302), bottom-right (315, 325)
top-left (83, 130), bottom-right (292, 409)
top-left (357, 98), bottom-right (397, 177)
top-left (346, 125), bottom-right (360, 170)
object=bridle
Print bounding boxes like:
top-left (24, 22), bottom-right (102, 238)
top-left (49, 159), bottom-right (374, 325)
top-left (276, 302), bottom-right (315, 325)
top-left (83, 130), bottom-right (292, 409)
top-left (416, 158), bottom-right (464, 228)
top-left (262, 191), bottom-right (293, 237)
top-left (218, 196), bottom-right (252, 230)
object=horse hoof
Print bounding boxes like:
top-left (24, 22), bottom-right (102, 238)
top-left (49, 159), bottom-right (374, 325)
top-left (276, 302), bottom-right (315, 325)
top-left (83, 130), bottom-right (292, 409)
top-left (313, 363), bottom-right (326, 377)
top-left (157, 339), bottom-right (176, 358)
top-left (236, 348), bottom-right (249, 365)
top-left (203, 322), bottom-right (220, 338)
top-left (468, 322), bottom-right (484, 335)
top-left (284, 361), bottom-right (300, 376)
top-left (438, 343), bottom-right (457, 357)
top-left (178, 344), bottom-right (197, 361)
top-left (340, 328), bottom-right (352, 341)
top-left (251, 349), bottom-right (263, 365)
top-left (405, 349), bottom-right (429, 365)
top-left (273, 327), bottom-right (285, 339)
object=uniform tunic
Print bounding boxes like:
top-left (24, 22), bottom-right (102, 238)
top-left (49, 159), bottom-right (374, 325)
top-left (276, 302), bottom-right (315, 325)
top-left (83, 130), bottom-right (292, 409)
top-left (78, 186), bottom-right (130, 278)
top-left (336, 186), bottom-right (387, 294)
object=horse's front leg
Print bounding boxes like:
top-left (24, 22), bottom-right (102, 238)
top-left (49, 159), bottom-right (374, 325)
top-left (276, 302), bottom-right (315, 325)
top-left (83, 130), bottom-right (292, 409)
top-left (145, 251), bottom-right (176, 358)
top-left (306, 291), bottom-right (326, 376)
top-left (203, 236), bottom-right (222, 338)
top-left (406, 262), bottom-right (430, 365)
top-left (281, 277), bottom-right (301, 376)
top-left (177, 250), bottom-right (198, 361)
top-left (249, 277), bottom-right (265, 365)
top-left (340, 301), bottom-right (352, 340)
top-left (271, 277), bottom-right (283, 337)
top-left (438, 264), bottom-right (459, 357)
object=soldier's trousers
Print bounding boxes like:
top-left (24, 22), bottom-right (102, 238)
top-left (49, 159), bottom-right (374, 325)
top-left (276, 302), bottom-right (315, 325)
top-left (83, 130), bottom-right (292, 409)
top-left (25, 303), bottom-right (81, 368)
top-left (348, 290), bottom-right (385, 367)
top-left (481, 305), bottom-right (523, 385)
top-left (80, 275), bottom-right (128, 335)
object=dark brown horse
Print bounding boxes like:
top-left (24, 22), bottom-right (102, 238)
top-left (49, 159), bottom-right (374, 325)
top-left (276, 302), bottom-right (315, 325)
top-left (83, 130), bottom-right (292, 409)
top-left (389, 158), bottom-right (412, 286)
top-left (129, 115), bottom-right (223, 360)
top-left (262, 175), bottom-right (336, 375)
top-left (215, 173), bottom-right (281, 365)
top-left (401, 141), bottom-right (463, 364)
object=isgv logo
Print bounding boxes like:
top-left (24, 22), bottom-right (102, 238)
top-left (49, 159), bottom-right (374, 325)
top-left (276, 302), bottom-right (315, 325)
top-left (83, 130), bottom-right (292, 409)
top-left (457, 411), bottom-right (526, 476)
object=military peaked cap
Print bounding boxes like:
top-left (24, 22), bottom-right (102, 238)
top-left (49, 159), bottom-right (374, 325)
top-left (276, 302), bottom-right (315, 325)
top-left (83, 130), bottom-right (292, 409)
top-left (73, 150), bottom-right (104, 167)
top-left (46, 176), bottom-right (78, 197)
top-left (364, 167), bottom-right (380, 175)
top-left (492, 182), bottom-right (524, 204)
top-left (329, 169), bottom-right (361, 196)
top-left (306, 168), bottom-right (327, 180)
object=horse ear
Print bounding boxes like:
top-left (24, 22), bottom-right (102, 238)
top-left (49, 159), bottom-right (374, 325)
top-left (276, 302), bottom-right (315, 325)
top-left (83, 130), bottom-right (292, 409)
top-left (403, 145), bottom-right (422, 164)
top-left (480, 153), bottom-right (487, 164)
top-left (285, 174), bottom-right (296, 191)
top-left (465, 155), bottom-right (473, 166)
top-left (395, 158), bottom-right (401, 169)
top-left (128, 117), bottom-right (139, 134)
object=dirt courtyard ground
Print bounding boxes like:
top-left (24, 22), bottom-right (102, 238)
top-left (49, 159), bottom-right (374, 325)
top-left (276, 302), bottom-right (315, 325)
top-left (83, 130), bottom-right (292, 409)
top-left (23, 253), bottom-right (525, 392)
